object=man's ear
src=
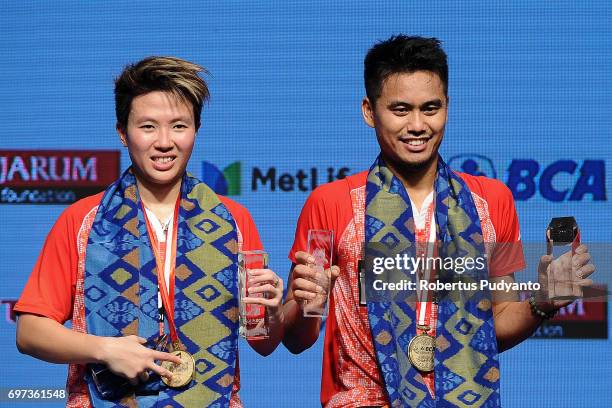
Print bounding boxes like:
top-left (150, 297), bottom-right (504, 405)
top-left (361, 97), bottom-right (376, 128)
top-left (117, 123), bottom-right (128, 146)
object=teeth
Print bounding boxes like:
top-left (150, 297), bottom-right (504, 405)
top-left (154, 157), bottom-right (173, 163)
top-left (406, 139), bottom-right (426, 146)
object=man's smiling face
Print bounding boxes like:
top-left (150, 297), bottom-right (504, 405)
top-left (362, 70), bottom-right (448, 173)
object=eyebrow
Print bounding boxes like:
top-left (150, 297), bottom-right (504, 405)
top-left (387, 99), bottom-right (444, 109)
top-left (132, 115), bottom-right (193, 123)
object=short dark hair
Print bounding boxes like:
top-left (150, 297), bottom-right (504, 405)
top-left (114, 56), bottom-right (210, 131)
top-left (364, 35), bottom-right (448, 104)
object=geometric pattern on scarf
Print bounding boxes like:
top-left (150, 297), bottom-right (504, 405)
top-left (84, 168), bottom-right (239, 408)
top-left (365, 156), bottom-right (500, 408)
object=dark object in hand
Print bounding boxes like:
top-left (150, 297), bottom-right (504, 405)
top-left (88, 362), bottom-right (133, 400)
top-left (87, 334), bottom-right (169, 400)
top-left (547, 217), bottom-right (579, 247)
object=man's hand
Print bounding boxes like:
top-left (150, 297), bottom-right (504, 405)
top-left (281, 251), bottom-right (340, 354)
top-left (100, 335), bottom-right (182, 386)
top-left (494, 244), bottom-right (596, 352)
top-left (537, 243), bottom-right (595, 310)
top-left (290, 251), bottom-right (340, 311)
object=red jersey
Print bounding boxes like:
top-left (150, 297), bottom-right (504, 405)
top-left (289, 170), bottom-right (525, 408)
top-left (15, 191), bottom-right (262, 408)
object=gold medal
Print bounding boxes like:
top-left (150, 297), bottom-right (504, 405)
top-left (161, 350), bottom-right (195, 388)
top-left (408, 333), bottom-right (435, 372)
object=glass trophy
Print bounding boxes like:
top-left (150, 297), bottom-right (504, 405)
top-left (546, 217), bottom-right (582, 301)
top-left (303, 229), bottom-right (334, 317)
top-left (238, 250), bottom-right (269, 339)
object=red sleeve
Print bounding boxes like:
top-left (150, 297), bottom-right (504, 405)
top-left (487, 180), bottom-right (526, 277)
top-left (288, 179), bottom-right (353, 264)
top-left (219, 196), bottom-right (263, 252)
top-left (14, 204), bottom-right (84, 323)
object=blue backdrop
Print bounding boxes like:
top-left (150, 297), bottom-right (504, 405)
top-left (1, 1), bottom-right (611, 407)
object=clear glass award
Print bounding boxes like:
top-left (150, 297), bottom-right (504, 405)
top-left (238, 250), bottom-right (270, 339)
top-left (303, 229), bottom-right (334, 317)
top-left (546, 217), bottom-right (582, 301)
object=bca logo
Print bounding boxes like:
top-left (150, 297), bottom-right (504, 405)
top-left (201, 161), bottom-right (241, 196)
top-left (448, 154), bottom-right (497, 179)
top-left (449, 154), bottom-right (606, 202)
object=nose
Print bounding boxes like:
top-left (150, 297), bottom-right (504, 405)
top-left (406, 111), bottom-right (427, 136)
top-left (155, 127), bottom-right (173, 150)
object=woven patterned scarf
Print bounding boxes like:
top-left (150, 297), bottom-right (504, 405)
top-left (84, 169), bottom-right (239, 407)
top-left (365, 156), bottom-right (500, 407)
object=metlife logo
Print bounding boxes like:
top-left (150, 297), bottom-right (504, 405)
top-left (201, 161), bottom-right (350, 195)
top-left (448, 154), bottom-right (607, 202)
top-left (201, 161), bottom-right (241, 196)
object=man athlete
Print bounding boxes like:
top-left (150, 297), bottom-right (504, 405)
top-left (282, 35), bottom-right (595, 407)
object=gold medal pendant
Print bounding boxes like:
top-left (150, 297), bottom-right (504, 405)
top-left (408, 333), bottom-right (435, 372)
top-left (161, 350), bottom-right (195, 388)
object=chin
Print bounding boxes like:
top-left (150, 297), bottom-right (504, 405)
top-left (397, 154), bottom-right (437, 172)
top-left (157, 175), bottom-right (182, 186)
top-left (143, 172), bottom-right (179, 186)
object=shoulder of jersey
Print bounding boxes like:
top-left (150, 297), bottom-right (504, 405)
top-left (217, 194), bottom-right (250, 217)
top-left (457, 172), bottom-right (512, 199)
top-left (309, 170), bottom-right (368, 201)
top-left (61, 191), bottom-right (105, 220)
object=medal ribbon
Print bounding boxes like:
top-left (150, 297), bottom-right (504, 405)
top-left (415, 200), bottom-right (437, 331)
top-left (414, 199), bottom-right (437, 396)
top-left (142, 195), bottom-right (181, 345)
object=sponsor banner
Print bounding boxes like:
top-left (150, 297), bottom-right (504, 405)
top-left (448, 154), bottom-right (607, 202)
top-left (203, 156), bottom-right (606, 202)
top-left (0, 150), bottom-right (120, 204)
top-left (202, 160), bottom-right (351, 195)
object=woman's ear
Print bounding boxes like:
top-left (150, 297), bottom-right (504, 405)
top-left (117, 123), bottom-right (128, 147)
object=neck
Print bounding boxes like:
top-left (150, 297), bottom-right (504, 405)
top-left (136, 174), bottom-right (181, 222)
top-left (383, 154), bottom-right (438, 211)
